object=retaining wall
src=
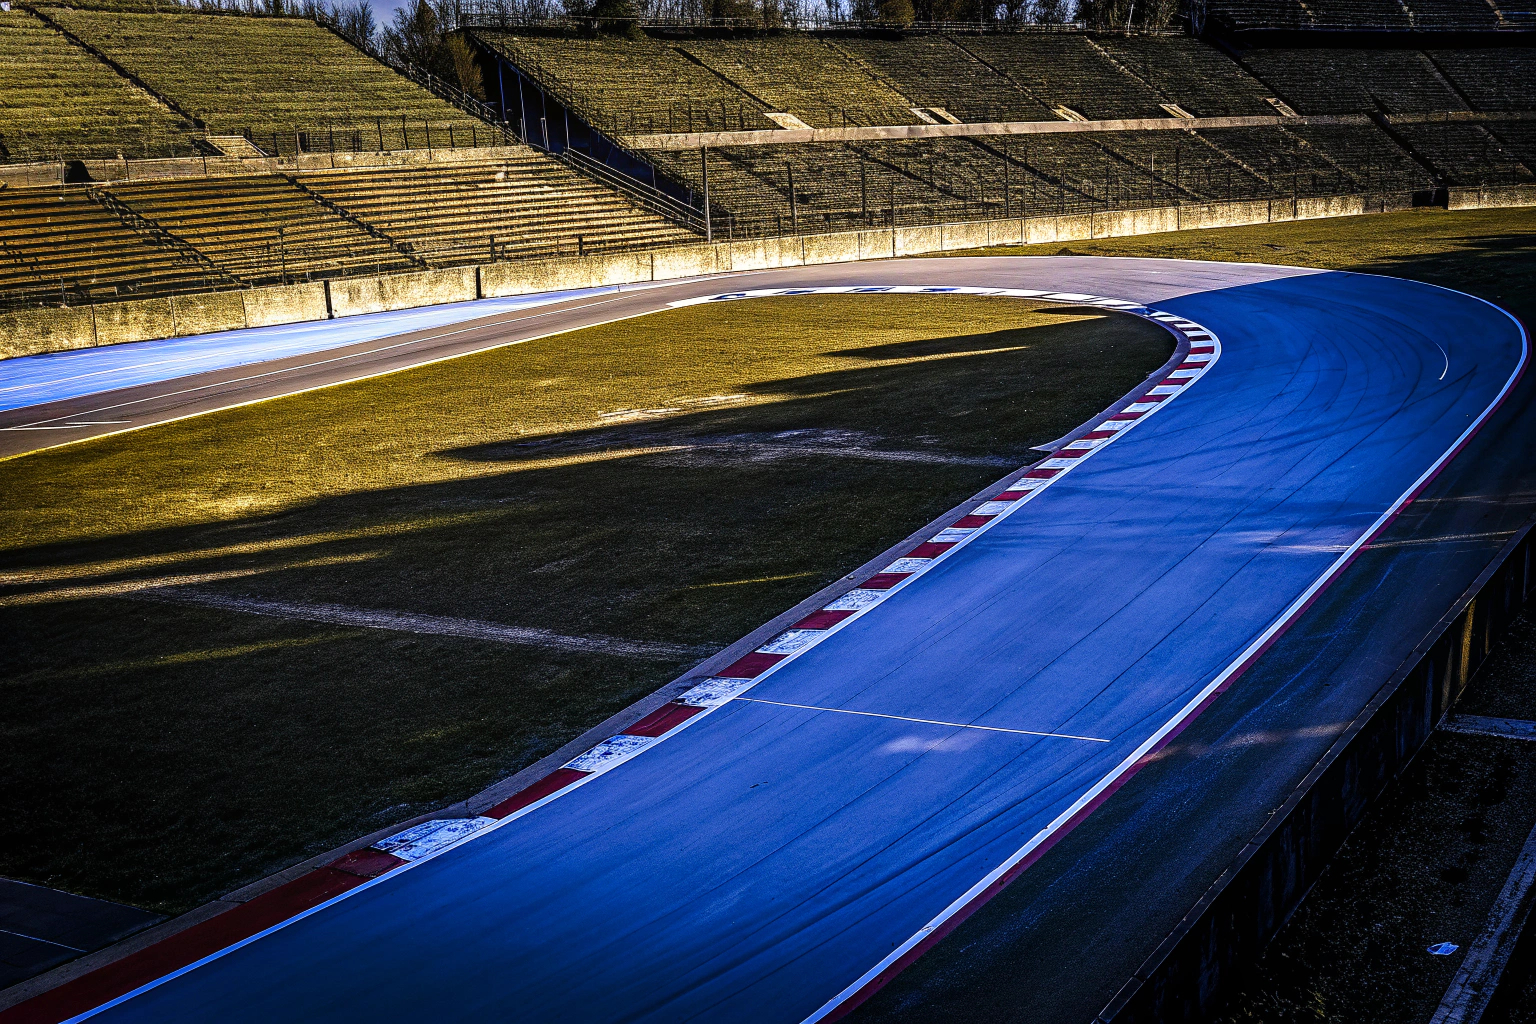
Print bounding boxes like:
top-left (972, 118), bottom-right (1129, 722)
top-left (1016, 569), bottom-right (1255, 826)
top-left (5, 185), bottom-right (1532, 362)
top-left (1450, 185), bottom-right (1536, 211)
top-left (327, 266), bottom-right (478, 319)
top-left (1101, 519), bottom-right (1536, 1024)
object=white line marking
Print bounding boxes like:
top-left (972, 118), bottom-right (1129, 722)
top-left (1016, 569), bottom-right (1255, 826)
top-left (800, 291), bottom-right (1529, 1024)
top-left (736, 697), bottom-right (1109, 742)
top-left (0, 927), bottom-right (87, 953)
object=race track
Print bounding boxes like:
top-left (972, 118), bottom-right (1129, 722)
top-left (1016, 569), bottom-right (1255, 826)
top-left (11, 258), bottom-right (1529, 1023)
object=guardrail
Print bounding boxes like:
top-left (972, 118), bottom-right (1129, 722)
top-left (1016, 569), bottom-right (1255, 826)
top-left (1103, 515), bottom-right (1536, 1023)
top-left (555, 147), bottom-right (708, 235)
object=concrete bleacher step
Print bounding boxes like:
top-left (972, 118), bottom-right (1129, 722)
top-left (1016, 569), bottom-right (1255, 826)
top-left (204, 135), bottom-right (268, 159)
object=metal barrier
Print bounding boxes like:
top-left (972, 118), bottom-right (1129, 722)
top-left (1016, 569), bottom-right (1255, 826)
top-left (1103, 515), bottom-right (1536, 1023)
top-left (556, 147), bottom-right (708, 235)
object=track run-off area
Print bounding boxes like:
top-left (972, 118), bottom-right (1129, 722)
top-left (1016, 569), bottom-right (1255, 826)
top-left (4, 257), bottom-right (1529, 1023)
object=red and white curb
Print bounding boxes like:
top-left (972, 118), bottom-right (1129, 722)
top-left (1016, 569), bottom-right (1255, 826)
top-left (320, 289), bottom-right (1219, 865)
top-left (11, 285), bottom-right (1220, 1024)
top-left (353, 287), bottom-right (1221, 842)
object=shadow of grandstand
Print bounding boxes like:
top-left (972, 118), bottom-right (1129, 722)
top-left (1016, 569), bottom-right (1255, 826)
top-left (1347, 230), bottom-right (1536, 316)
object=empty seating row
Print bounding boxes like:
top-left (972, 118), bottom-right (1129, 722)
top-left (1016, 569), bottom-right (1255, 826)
top-left (102, 174), bottom-right (419, 283)
top-left (674, 38), bottom-right (920, 129)
top-left (294, 152), bottom-right (695, 264)
top-left (834, 35), bottom-right (1054, 123)
top-left (0, 186), bottom-right (217, 305)
top-left (1209, 0), bottom-right (1501, 30)
top-left (958, 36), bottom-right (1172, 121)
top-left (1427, 49), bottom-right (1536, 111)
top-left (1394, 121), bottom-right (1535, 182)
top-left (42, 9), bottom-right (486, 154)
top-left (3, 150), bottom-right (703, 305)
top-left (1237, 49), bottom-right (1469, 115)
top-left (1091, 36), bottom-right (1278, 119)
top-left (0, 8), bottom-right (194, 164)
top-left (475, 33), bottom-right (774, 136)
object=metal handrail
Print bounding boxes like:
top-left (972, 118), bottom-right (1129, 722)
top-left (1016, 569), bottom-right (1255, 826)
top-left (556, 146), bottom-right (707, 234)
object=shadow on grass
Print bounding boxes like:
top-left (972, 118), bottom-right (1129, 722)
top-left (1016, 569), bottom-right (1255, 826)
top-left (0, 310), bottom-right (1172, 914)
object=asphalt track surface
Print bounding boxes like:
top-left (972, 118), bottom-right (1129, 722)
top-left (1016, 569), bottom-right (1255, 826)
top-left (12, 258), bottom-right (1531, 1023)
top-left (0, 285), bottom-right (623, 414)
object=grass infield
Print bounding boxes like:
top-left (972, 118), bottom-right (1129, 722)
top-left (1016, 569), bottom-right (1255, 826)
top-left (0, 294), bottom-right (1171, 914)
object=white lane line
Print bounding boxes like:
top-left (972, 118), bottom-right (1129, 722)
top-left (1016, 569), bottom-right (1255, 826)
top-left (736, 697), bottom-right (1109, 743)
top-left (801, 291), bottom-right (1529, 1024)
top-left (130, 588), bottom-right (703, 660)
top-left (1, 421), bottom-right (132, 430)
top-left (1, 278), bottom-right (771, 463)
top-left (0, 927), bottom-right (87, 953)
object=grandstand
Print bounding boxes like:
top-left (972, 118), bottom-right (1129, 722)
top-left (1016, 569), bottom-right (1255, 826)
top-left (100, 173), bottom-right (421, 284)
top-left (0, 186), bottom-right (223, 306)
top-left (479, 29), bottom-right (1481, 233)
top-left (1203, 0), bottom-right (1512, 32)
top-left (1236, 49), bottom-right (1467, 114)
top-left (0, 7), bottom-right (194, 163)
top-left (295, 153), bottom-right (697, 264)
top-left (474, 33), bottom-right (772, 135)
top-left (0, 149), bottom-right (697, 301)
top-left (38, 9), bottom-right (489, 156)
top-left (2, 0), bottom-right (1535, 316)
top-left (674, 37), bottom-right (920, 128)
top-left (1427, 49), bottom-right (1536, 110)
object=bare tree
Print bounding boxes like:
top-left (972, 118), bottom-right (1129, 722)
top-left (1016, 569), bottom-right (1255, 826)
top-left (332, 0), bottom-right (378, 48)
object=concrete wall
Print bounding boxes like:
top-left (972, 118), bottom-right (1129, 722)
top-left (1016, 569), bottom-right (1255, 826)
top-left (0, 306), bottom-right (98, 360)
top-left (1105, 522), bottom-right (1536, 1024)
top-left (1176, 200), bottom-right (1272, 231)
top-left (1294, 194), bottom-right (1368, 221)
top-left (327, 266), bottom-right (478, 319)
top-left (7, 183), bottom-right (1534, 362)
top-left (651, 244), bottom-right (721, 282)
top-left (242, 282), bottom-right (329, 328)
top-left (170, 291), bottom-right (247, 338)
top-left (90, 298), bottom-right (177, 347)
top-left (1095, 206), bottom-right (1180, 239)
top-left (1449, 184), bottom-right (1536, 211)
